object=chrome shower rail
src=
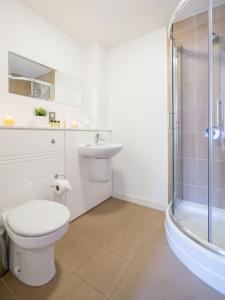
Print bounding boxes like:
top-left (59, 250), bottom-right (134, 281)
top-left (167, 0), bottom-right (190, 39)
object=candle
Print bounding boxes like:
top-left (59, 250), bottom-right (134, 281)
top-left (71, 121), bottom-right (78, 128)
top-left (3, 115), bottom-right (15, 126)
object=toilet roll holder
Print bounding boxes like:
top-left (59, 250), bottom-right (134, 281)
top-left (50, 174), bottom-right (65, 189)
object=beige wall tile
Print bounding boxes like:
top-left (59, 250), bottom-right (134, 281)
top-left (196, 50), bottom-right (208, 79)
top-left (196, 132), bottom-right (208, 160)
top-left (175, 28), bottom-right (195, 52)
top-left (214, 15), bottom-right (225, 37)
top-left (196, 186), bottom-right (208, 205)
top-left (212, 161), bottom-right (225, 189)
top-left (181, 53), bottom-right (195, 81)
top-left (174, 16), bottom-right (195, 33)
top-left (196, 78), bottom-right (208, 105)
top-left (180, 133), bottom-right (196, 159)
top-left (212, 139), bottom-right (225, 162)
top-left (179, 184), bottom-right (196, 202)
top-left (197, 186), bottom-right (225, 209)
top-left (213, 3), bottom-right (225, 20)
top-left (195, 11), bottom-right (208, 26)
top-left (196, 23), bottom-right (208, 51)
top-left (180, 106), bottom-right (196, 133)
top-left (197, 159), bottom-right (208, 187)
top-left (212, 189), bottom-right (225, 209)
top-left (213, 46), bottom-right (221, 77)
top-left (181, 80), bottom-right (195, 106)
top-left (196, 105), bottom-right (208, 133)
top-left (180, 158), bottom-right (196, 185)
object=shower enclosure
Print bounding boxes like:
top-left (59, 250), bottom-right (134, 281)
top-left (166, 0), bottom-right (225, 295)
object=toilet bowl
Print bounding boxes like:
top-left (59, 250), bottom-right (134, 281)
top-left (2, 200), bottom-right (70, 286)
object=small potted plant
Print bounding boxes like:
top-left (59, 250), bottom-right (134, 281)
top-left (33, 107), bottom-right (48, 127)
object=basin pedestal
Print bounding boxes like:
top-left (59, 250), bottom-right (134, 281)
top-left (88, 158), bottom-right (111, 182)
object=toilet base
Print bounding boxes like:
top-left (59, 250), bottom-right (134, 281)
top-left (9, 239), bottom-right (56, 286)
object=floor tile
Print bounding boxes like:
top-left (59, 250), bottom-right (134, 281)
top-left (0, 285), bottom-right (17, 300)
top-left (110, 263), bottom-right (173, 300)
top-left (133, 227), bottom-right (179, 281)
top-left (170, 262), bottom-right (225, 300)
top-left (2, 198), bottom-right (225, 300)
top-left (3, 264), bottom-right (71, 300)
top-left (87, 198), bottom-right (137, 219)
top-left (55, 231), bottom-right (99, 271)
top-left (70, 198), bottom-right (137, 246)
top-left (72, 220), bottom-right (115, 246)
top-left (101, 219), bottom-right (149, 261)
top-left (46, 274), bottom-right (106, 300)
top-left (76, 247), bottom-right (130, 298)
top-left (101, 205), bottom-right (164, 261)
top-left (0, 278), bottom-right (4, 288)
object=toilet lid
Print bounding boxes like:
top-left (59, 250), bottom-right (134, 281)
top-left (6, 200), bottom-right (70, 237)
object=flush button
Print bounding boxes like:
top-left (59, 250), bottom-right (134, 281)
top-left (51, 138), bottom-right (56, 144)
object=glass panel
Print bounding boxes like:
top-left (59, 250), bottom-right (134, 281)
top-left (212, 0), bottom-right (225, 249)
top-left (172, 41), bottom-right (181, 214)
top-left (172, 0), bottom-right (209, 242)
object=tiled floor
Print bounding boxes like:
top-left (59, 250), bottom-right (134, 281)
top-left (1, 197), bottom-right (225, 300)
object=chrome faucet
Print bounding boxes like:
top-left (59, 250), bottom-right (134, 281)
top-left (95, 131), bottom-right (106, 145)
top-left (95, 133), bottom-right (100, 145)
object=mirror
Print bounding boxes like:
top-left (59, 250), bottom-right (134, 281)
top-left (8, 52), bottom-right (84, 107)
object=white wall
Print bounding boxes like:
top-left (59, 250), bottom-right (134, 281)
top-left (0, 0), bottom-right (108, 128)
top-left (1, 0), bottom-right (169, 210)
top-left (84, 44), bottom-right (108, 128)
top-left (108, 28), bottom-right (168, 210)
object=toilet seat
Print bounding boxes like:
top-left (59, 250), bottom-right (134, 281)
top-left (6, 200), bottom-right (70, 237)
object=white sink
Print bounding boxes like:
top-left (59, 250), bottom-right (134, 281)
top-left (78, 143), bottom-right (123, 159)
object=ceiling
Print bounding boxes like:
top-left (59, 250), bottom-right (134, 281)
top-left (21, 0), bottom-right (179, 48)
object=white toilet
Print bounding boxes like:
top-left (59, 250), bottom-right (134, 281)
top-left (2, 200), bottom-right (70, 286)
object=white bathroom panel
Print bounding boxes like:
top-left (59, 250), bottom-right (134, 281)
top-left (0, 130), bottom-right (64, 222)
top-left (65, 131), bottom-right (112, 221)
top-left (0, 130), bottom-right (64, 156)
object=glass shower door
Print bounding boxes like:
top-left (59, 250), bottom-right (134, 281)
top-left (172, 41), bottom-right (181, 214)
top-left (211, 0), bottom-right (225, 249)
top-left (172, 0), bottom-right (209, 243)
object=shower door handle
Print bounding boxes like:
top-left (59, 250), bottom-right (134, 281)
top-left (216, 99), bottom-right (223, 128)
top-left (168, 112), bottom-right (174, 129)
top-left (203, 127), bottom-right (221, 140)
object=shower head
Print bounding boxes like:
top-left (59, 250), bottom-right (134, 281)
top-left (212, 32), bottom-right (220, 44)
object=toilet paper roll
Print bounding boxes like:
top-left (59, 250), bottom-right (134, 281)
top-left (53, 179), bottom-right (72, 195)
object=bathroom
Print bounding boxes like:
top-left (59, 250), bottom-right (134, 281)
top-left (0, 0), bottom-right (225, 299)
